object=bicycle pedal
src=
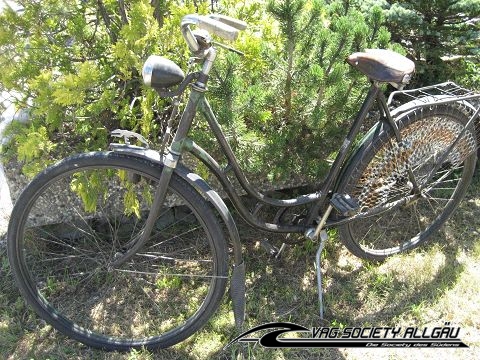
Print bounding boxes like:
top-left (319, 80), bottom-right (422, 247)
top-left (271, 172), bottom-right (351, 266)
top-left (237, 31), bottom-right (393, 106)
top-left (260, 239), bottom-right (279, 257)
top-left (330, 193), bottom-right (360, 217)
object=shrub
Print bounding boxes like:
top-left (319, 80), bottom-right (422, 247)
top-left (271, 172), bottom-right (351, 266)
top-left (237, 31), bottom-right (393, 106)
top-left (1, 0), bottom-right (400, 186)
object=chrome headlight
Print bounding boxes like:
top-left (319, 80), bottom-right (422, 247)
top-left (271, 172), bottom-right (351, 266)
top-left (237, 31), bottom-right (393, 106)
top-left (142, 56), bottom-right (185, 89)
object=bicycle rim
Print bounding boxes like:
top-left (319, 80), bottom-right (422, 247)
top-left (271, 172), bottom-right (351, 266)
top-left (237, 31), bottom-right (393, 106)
top-left (338, 105), bottom-right (477, 260)
top-left (8, 152), bottom-right (227, 350)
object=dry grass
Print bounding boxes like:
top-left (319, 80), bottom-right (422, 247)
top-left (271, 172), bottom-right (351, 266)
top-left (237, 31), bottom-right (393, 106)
top-left (1, 173), bottom-right (479, 360)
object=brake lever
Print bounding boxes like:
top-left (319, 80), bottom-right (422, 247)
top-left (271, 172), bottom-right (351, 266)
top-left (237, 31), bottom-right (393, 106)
top-left (212, 41), bottom-right (245, 56)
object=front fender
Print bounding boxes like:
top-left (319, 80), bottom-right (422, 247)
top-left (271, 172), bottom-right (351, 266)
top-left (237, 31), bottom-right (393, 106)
top-left (110, 145), bottom-right (246, 327)
top-left (174, 164), bottom-right (243, 266)
top-left (174, 164), bottom-right (246, 328)
top-left (111, 144), bottom-right (243, 265)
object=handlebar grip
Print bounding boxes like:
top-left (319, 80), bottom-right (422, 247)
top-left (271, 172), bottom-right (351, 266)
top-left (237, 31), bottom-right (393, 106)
top-left (208, 14), bottom-right (247, 31)
top-left (181, 14), bottom-right (245, 53)
top-left (197, 15), bottom-right (239, 41)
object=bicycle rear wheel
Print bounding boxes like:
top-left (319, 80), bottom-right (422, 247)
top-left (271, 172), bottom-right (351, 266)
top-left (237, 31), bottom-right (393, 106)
top-left (337, 104), bottom-right (477, 261)
top-left (7, 152), bottom-right (228, 350)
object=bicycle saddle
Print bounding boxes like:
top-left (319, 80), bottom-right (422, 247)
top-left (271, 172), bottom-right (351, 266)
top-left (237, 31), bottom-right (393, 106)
top-left (347, 49), bottom-right (415, 87)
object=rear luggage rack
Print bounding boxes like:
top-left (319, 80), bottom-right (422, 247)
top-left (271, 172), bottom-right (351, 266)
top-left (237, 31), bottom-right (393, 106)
top-left (388, 81), bottom-right (480, 108)
top-left (388, 82), bottom-right (480, 142)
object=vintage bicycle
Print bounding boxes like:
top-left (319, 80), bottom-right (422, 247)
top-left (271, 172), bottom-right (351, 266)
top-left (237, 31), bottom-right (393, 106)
top-left (7, 14), bottom-right (480, 350)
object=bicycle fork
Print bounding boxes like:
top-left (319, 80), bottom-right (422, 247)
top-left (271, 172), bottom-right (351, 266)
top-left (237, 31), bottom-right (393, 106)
top-left (110, 88), bottom-right (203, 267)
top-left (143, 91), bottom-right (202, 240)
top-left (135, 88), bottom-right (247, 328)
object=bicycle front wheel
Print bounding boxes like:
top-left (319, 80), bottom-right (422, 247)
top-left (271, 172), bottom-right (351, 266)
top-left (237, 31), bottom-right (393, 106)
top-left (337, 104), bottom-right (477, 261)
top-left (7, 152), bottom-right (228, 350)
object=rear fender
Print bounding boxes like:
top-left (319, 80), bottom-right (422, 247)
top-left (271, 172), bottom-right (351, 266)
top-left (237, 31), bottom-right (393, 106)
top-left (334, 120), bottom-right (387, 191)
top-left (335, 95), bottom-right (479, 192)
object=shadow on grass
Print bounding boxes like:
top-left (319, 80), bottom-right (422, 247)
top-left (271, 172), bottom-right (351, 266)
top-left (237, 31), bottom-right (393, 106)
top-left (1, 169), bottom-right (478, 359)
top-left (0, 243), bottom-right (214, 360)
top-left (214, 171), bottom-right (480, 358)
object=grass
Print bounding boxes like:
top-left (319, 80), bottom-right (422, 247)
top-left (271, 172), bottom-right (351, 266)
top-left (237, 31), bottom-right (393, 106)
top-left (1, 174), bottom-right (479, 360)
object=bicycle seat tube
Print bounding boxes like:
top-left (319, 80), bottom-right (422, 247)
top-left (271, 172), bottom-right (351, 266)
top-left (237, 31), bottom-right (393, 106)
top-left (306, 81), bottom-right (381, 225)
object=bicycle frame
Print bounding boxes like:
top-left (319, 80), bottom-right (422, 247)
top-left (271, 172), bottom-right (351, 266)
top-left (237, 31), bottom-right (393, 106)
top-left (118, 55), bottom-right (480, 260)
top-left (110, 45), bottom-right (480, 328)
top-left (187, 84), bottom-right (383, 232)
top-left (141, 79), bottom-right (398, 238)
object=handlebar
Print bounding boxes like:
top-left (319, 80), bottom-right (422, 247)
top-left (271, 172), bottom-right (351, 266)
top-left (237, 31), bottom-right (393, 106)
top-left (181, 14), bottom-right (247, 54)
top-left (208, 14), bottom-right (248, 31)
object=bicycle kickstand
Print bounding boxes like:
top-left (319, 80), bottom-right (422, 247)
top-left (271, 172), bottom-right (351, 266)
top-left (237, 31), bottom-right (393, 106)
top-left (315, 229), bottom-right (329, 320)
top-left (306, 205), bottom-right (333, 320)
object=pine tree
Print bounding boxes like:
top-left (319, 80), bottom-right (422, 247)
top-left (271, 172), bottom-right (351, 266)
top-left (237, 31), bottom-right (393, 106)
top-left (1, 0), bottom-right (399, 185)
top-left (363, 0), bottom-right (480, 85)
top-left (242, 0), bottom-right (397, 182)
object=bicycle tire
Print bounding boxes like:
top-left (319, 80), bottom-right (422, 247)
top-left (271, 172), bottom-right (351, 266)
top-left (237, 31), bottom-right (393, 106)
top-left (337, 104), bottom-right (477, 261)
top-left (7, 151), bottom-right (228, 350)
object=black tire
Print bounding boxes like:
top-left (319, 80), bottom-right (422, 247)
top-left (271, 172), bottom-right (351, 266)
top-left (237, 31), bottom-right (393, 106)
top-left (7, 152), bottom-right (228, 350)
top-left (337, 105), bottom-right (477, 261)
